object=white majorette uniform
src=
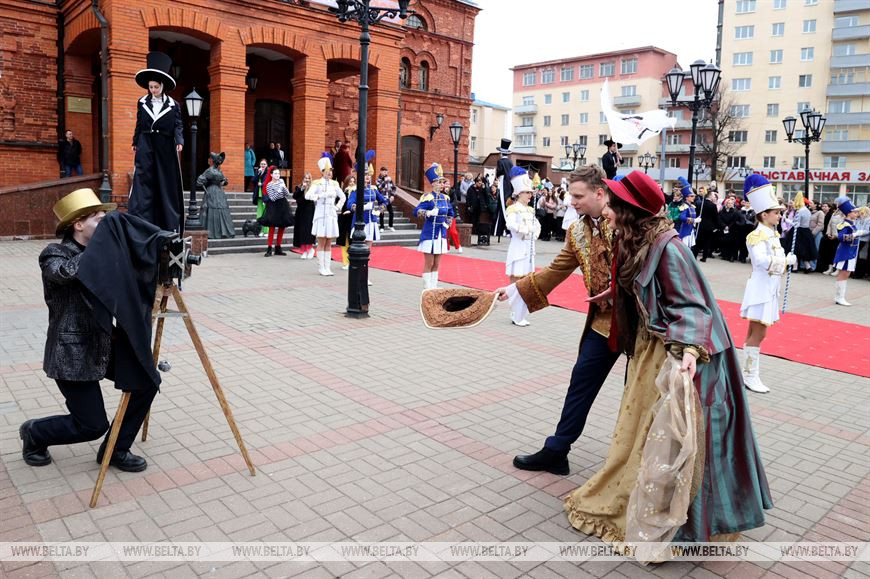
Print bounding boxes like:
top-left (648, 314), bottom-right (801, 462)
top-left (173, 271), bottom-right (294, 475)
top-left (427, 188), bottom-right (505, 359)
top-left (505, 167), bottom-right (541, 277)
top-left (306, 154), bottom-right (344, 239)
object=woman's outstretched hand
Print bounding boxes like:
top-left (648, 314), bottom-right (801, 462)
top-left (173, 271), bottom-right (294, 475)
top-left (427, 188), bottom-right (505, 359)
top-left (680, 351), bottom-right (697, 380)
top-left (585, 288), bottom-right (612, 304)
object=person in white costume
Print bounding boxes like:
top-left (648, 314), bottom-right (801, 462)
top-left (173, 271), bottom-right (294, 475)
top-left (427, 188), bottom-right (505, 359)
top-left (739, 174), bottom-right (796, 394)
top-left (305, 152), bottom-right (345, 276)
top-left (504, 167), bottom-right (541, 326)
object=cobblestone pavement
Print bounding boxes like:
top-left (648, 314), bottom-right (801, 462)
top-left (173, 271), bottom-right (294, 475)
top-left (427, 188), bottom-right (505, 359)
top-left (1, 237), bottom-right (867, 579)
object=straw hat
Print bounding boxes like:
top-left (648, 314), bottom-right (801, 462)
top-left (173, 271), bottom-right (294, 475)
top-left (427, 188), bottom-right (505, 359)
top-left (420, 288), bottom-right (498, 329)
top-left (52, 188), bottom-right (116, 236)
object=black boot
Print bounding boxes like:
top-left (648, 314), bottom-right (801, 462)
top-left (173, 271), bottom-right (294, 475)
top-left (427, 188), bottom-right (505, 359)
top-left (19, 419), bottom-right (52, 466)
top-left (513, 447), bottom-right (569, 475)
top-left (264, 246), bottom-right (273, 257)
top-left (274, 245), bottom-right (286, 256)
top-left (96, 444), bottom-right (147, 472)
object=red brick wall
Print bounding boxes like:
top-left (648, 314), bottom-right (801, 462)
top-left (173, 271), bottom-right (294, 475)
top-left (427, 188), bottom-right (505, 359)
top-left (0, 1), bottom-right (60, 187)
top-left (0, 174), bottom-right (102, 238)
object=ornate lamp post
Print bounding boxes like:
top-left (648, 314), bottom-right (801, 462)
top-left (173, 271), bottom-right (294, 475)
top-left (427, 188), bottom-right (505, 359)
top-left (737, 165), bottom-right (754, 179)
top-left (639, 152), bottom-right (656, 174)
top-left (331, 0), bottom-right (411, 318)
top-left (665, 59), bottom-right (721, 189)
top-left (693, 159), bottom-right (707, 183)
top-left (184, 89), bottom-right (204, 231)
top-left (449, 121), bottom-right (463, 197)
top-left (564, 141), bottom-right (586, 170)
top-left (782, 108), bottom-right (826, 200)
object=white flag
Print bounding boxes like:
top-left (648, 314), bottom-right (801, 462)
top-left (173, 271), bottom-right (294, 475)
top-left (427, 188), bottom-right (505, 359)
top-left (600, 80), bottom-right (676, 146)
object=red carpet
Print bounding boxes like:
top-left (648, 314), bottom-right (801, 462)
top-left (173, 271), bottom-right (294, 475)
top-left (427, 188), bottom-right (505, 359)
top-left (330, 246), bottom-right (869, 378)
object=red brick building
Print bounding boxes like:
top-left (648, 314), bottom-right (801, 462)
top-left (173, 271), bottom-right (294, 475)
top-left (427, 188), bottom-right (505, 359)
top-left (0, 0), bottom-right (478, 234)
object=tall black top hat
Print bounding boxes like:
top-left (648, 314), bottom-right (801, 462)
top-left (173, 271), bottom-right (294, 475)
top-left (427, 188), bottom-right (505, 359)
top-left (496, 138), bottom-right (512, 154)
top-left (603, 138), bottom-right (623, 149)
top-left (135, 52), bottom-right (176, 92)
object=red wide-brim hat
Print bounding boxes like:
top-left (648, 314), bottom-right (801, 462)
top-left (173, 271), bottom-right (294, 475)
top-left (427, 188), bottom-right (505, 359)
top-left (604, 171), bottom-right (665, 215)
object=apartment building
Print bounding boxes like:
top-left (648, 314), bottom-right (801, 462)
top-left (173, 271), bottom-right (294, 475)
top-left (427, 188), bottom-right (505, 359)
top-left (719, 0), bottom-right (869, 204)
top-left (469, 93), bottom-right (510, 164)
top-left (510, 47), bottom-right (686, 175)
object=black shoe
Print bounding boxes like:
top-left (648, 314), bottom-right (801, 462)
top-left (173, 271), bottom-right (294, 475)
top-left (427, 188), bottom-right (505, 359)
top-left (264, 247), bottom-right (273, 257)
top-left (700, 257), bottom-right (707, 262)
top-left (513, 447), bottom-right (569, 475)
top-left (274, 245), bottom-right (286, 256)
top-left (19, 420), bottom-right (51, 466)
top-left (96, 449), bottom-right (148, 472)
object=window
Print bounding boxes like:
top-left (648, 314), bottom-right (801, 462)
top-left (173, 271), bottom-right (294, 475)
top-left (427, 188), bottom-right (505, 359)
top-left (836, 16), bottom-right (859, 28)
top-left (579, 64), bottom-right (594, 79)
top-left (620, 85), bottom-right (636, 97)
top-left (799, 74), bottom-right (813, 88)
top-left (577, 135), bottom-right (588, 146)
top-left (733, 52), bottom-right (753, 66)
top-left (731, 105), bottom-right (750, 117)
top-left (418, 61), bottom-right (429, 91)
top-left (770, 49), bottom-right (783, 64)
top-left (561, 114), bottom-right (569, 126)
top-left (622, 109), bottom-right (636, 115)
top-left (829, 100), bottom-right (851, 113)
top-left (522, 72), bottom-right (535, 86)
top-left (621, 58), bottom-right (637, 74)
top-left (470, 136), bottom-right (477, 151)
top-left (599, 111), bottom-right (607, 123)
top-left (763, 156), bottom-right (776, 168)
top-left (735, 25), bottom-right (755, 39)
top-left (521, 116), bottom-right (534, 127)
top-left (471, 109), bottom-right (477, 124)
top-left (805, 0), bottom-right (818, 5)
top-left (399, 58), bottom-right (411, 89)
top-left (544, 94), bottom-right (552, 104)
top-left (560, 67), bottom-right (574, 82)
top-left (668, 133), bottom-right (682, 145)
top-left (793, 156), bottom-right (806, 169)
top-left (579, 90), bottom-right (589, 101)
top-left (727, 156), bottom-right (747, 168)
top-left (579, 112), bottom-right (589, 124)
top-left (736, 0), bottom-right (756, 13)
top-left (801, 47), bottom-right (814, 61)
top-left (768, 76), bottom-right (781, 89)
top-left (562, 92), bottom-right (570, 103)
top-left (803, 19), bottom-right (816, 33)
top-left (541, 69), bottom-right (555, 84)
top-left (729, 131), bottom-right (748, 143)
top-left (560, 136), bottom-right (569, 146)
top-left (599, 62), bottom-right (614, 77)
top-left (732, 78), bottom-right (752, 91)
top-left (517, 134), bottom-right (533, 147)
top-left (833, 44), bottom-right (856, 57)
top-left (522, 96), bottom-right (534, 106)
top-left (831, 71), bottom-right (855, 85)
top-left (826, 128), bottom-right (849, 141)
top-left (772, 22), bottom-right (784, 36)
top-left (774, 0), bottom-right (786, 7)
top-left (406, 14), bottom-right (426, 30)
top-left (824, 156), bottom-right (845, 169)
top-left (794, 129), bottom-right (806, 140)
top-left (599, 134), bottom-right (609, 145)
top-left (542, 137), bottom-right (550, 148)
top-left (765, 130), bottom-right (778, 143)
top-left (668, 109), bottom-right (684, 120)
top-left (668, 158), bottom-right (681, 168)
top-left (797, 101), bottom-right (811, 112)
top-left (543, 115), bottom-right (551, 127)
top-left (767, 103), bottom-right (780, 117)
top-left (622, 157), bottom-right (634, 168)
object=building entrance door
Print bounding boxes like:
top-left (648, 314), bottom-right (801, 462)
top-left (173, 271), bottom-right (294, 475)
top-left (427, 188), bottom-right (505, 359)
top-left (400, 135), bottom-right (423, 191)
top-left (254, 100), bottom-right (291, 169)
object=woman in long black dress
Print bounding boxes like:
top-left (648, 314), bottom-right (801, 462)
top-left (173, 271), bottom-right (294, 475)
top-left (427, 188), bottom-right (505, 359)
top-left (292, 172), bottom-right (316, 259)
top-left (197, 152), bottom-right (235, 239)
top-left (129, 52), bottom-right (185, 233)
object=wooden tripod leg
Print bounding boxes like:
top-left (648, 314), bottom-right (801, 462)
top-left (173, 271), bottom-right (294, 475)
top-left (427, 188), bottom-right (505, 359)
top-left (143, 291), bottom-right (170, 442)
top-left (90, 391), bottom-right (131, 508)
top-left (171, 285), bottom-right (256, 476)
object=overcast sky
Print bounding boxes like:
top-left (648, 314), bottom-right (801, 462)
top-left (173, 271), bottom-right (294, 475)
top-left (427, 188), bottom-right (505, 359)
top-left (469, 0), bottom-right (720, 107)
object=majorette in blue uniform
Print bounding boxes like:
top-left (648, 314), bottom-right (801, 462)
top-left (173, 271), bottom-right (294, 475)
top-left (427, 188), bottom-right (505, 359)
top-left (414, 162), bottom-right (454, 289)
top-left (832, 198), bottom-right (867, 306)
top-left (675, 177), bottom-right (697, 247)
top-left (347, 161), bottom-right (388, 242)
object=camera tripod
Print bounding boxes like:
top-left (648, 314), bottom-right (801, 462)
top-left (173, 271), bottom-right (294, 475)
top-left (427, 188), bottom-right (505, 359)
top-left (89, 281), bottom-right (256, 508)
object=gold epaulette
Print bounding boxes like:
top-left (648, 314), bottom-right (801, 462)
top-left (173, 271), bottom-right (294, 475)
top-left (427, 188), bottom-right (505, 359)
top-left (746, 227), bottom-right (774, 247)
top-left (836, 221), bottom-right (851, 231)
top-left (420, 193), bottom-right (434, 202)
top-left (679, 204), bottom-right (688, 211)
top-left (507, 203), bottom-right (531, 215)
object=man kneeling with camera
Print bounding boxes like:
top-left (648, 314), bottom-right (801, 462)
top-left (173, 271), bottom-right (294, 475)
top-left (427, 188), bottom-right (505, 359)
top-left (20, 189), bottom-right (160, 472)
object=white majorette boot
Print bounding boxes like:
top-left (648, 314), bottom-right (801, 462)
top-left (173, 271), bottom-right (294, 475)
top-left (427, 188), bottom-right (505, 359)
top-left (743, 345), bottom-right (769, 393)
top-left (422, 272), bottom-right (432, 289)
top-left (431, 271), bottom-right (439, 289)
top-left (323, 253), bottom-right (334, 276)
top-left (318, 253), bottom-right (330, 276)
top-left (835, 280), bottom-right (852, 306)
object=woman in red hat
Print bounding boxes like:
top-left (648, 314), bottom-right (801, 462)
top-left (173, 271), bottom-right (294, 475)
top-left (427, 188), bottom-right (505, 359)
top-left (563, 170), bottom-right (771, 562)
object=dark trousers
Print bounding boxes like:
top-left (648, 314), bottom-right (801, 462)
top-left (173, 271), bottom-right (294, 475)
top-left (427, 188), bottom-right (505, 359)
top-left (379, 203), bottom-right (394, 228)
top-left (545, 331), bottom-right (620, 453)
top-left (694, 227), bottom-right (715, 259)
top-left (29, 380), bottom-right (156, 452)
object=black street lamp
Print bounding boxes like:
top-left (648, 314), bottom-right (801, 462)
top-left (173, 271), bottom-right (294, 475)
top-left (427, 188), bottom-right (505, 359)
top-left (332, 0), bottom-right (411, 318)
top-left (782, 108), bottom-right (826, 200)
top-left (693, 159), bottom-right (707, 183)
top-left (639, 152), bottom-right (656, 174)
top-left (564, 141), bottom-right (586, 170)
top-left (449, 121), bottom-right (463, 195)
top-left (665, 59), bottom-right (721, 189)
top-left (184, 89), bottom-right (204, 231)
top-left (737, 165), bottom-right (754, 179)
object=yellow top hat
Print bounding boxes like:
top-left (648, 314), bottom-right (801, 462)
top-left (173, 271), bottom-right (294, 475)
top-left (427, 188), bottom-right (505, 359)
top-left (52, 188), bottom-right (116, 236)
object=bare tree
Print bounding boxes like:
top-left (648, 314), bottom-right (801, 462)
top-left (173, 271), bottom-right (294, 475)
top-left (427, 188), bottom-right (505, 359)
top-left (697, 85), bottom-right (747, 184)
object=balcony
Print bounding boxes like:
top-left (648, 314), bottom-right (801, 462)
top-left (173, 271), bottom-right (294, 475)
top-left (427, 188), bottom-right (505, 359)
top-left (827, 82), bottom-right (870, 97)
top-left (824, 112), bottom-right (870, 125)
top-left (830, 53), bottom-right (870, 68)
top-left (513, 145), bottom-right (537, 154)
top-left (613, 95), bottom-right (642, 107)
top-left (514, 103), bottom-right (538, 115)
top-left (514, 125), bottom-right (536, 136)
top-left (834, 0), bottom-right (866, 13)
top-left (619, 143), bottom-right (639, 154)
top-left (821, 140), bottom-right (870, 154)
top-left (670, 118), bottom-right (713, 130)
top-left (655, 143), bottom-right (694, 154)
top-left (833, 25), bottom-right (870, 41)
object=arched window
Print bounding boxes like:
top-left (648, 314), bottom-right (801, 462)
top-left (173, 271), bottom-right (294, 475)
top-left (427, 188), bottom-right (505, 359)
top-left (418, 61), bottom-right (429, 92)
top-left (406, 14), bottom-right (427, 30)
top-left (399, 57), bottom-right (411, 89)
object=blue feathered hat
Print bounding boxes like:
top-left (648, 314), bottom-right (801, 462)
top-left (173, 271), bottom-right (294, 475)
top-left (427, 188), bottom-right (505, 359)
top-left (317, 151), bottom-right (333, 173)
top-left (743, 173), bottom-right (782, 213)
top-left (425, 162), bottom-right (445, 184)
top-left (838, 197), bottom-right (856, 214)
top-left (509, 166), bottom-right (532, 194)
top-left (354, 150), bottom-right (376, 175)
top-left (676, 176), bottom-right (693, 197)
